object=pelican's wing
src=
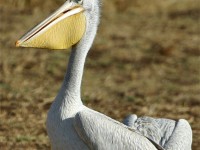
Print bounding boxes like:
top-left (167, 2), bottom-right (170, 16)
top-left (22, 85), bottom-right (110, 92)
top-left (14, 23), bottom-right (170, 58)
top-left (124, 115), bottom-right (164, 145)
top-left (73, 109), bottom-right (163, 150)
top-left (164, 119), bottom-right (192, 150)
top-left (123, 115), bottom-right (192, 150)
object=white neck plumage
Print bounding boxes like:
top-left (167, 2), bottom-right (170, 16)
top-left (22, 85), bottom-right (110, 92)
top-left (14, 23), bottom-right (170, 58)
top-left (58, 10), bottom-right (100, 107)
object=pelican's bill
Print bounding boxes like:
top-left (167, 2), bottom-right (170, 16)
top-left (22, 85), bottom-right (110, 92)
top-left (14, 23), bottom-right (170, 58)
top-left (16, 3), bottom-right (86, 50)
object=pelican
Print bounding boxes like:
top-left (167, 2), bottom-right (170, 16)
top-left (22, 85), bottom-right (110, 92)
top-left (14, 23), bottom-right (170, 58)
top-left (16, 0), bottom-right (192, 149)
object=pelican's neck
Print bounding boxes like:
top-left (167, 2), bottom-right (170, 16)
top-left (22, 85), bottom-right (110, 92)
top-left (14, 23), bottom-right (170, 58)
top-left (62, 45), bottom-right (87, 100)
top-left (53, 1), bottom-right (101, 109)
top-left (57, 11), bottom-right (100, 106)
top-left (56, 46), bottom-right (87, 107)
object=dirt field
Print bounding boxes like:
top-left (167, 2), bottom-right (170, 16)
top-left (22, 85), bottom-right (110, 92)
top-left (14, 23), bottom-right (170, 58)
top-left (0, 0), bottom-right (200, 149)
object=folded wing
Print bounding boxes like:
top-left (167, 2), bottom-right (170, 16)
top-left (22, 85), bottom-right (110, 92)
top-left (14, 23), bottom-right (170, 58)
top-left (73, 109), bottom-right (161, 150)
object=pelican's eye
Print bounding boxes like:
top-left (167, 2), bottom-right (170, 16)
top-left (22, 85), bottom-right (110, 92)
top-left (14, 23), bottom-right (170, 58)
top-left (74, 0), bottom-right (83, 4)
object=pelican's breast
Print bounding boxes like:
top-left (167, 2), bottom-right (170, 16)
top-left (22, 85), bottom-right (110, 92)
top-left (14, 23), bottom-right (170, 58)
top-left (46, 99), bottom-right (89, 150)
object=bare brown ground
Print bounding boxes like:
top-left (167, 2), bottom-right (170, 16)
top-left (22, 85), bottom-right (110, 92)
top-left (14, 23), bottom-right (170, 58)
top-left (0, 0), bottom-right (200, 149)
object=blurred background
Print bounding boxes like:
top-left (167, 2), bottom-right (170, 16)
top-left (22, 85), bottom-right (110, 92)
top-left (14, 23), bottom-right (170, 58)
top-left (0, 0), bottom-right (199, 149)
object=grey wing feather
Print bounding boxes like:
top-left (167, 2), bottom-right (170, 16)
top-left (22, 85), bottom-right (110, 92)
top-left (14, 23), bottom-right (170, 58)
top-left (123, 115), bottom-right (192, 150)
top-left (123, 114), bottom-right (138, 127)
top-left (123, 115), bottom-right (165, 150)
top-left (73, 109), bottom-right (159, 150)
top-left (124, 115), bottom-right (165, 145)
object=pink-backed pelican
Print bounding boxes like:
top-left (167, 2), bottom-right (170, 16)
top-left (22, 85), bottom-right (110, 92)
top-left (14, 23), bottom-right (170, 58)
top-left (16, 0), bottom-right (192, 149)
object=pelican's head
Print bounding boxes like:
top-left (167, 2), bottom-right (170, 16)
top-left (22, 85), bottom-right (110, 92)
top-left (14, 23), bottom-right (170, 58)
top-left (16, 0), bottom-right (100, 50)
